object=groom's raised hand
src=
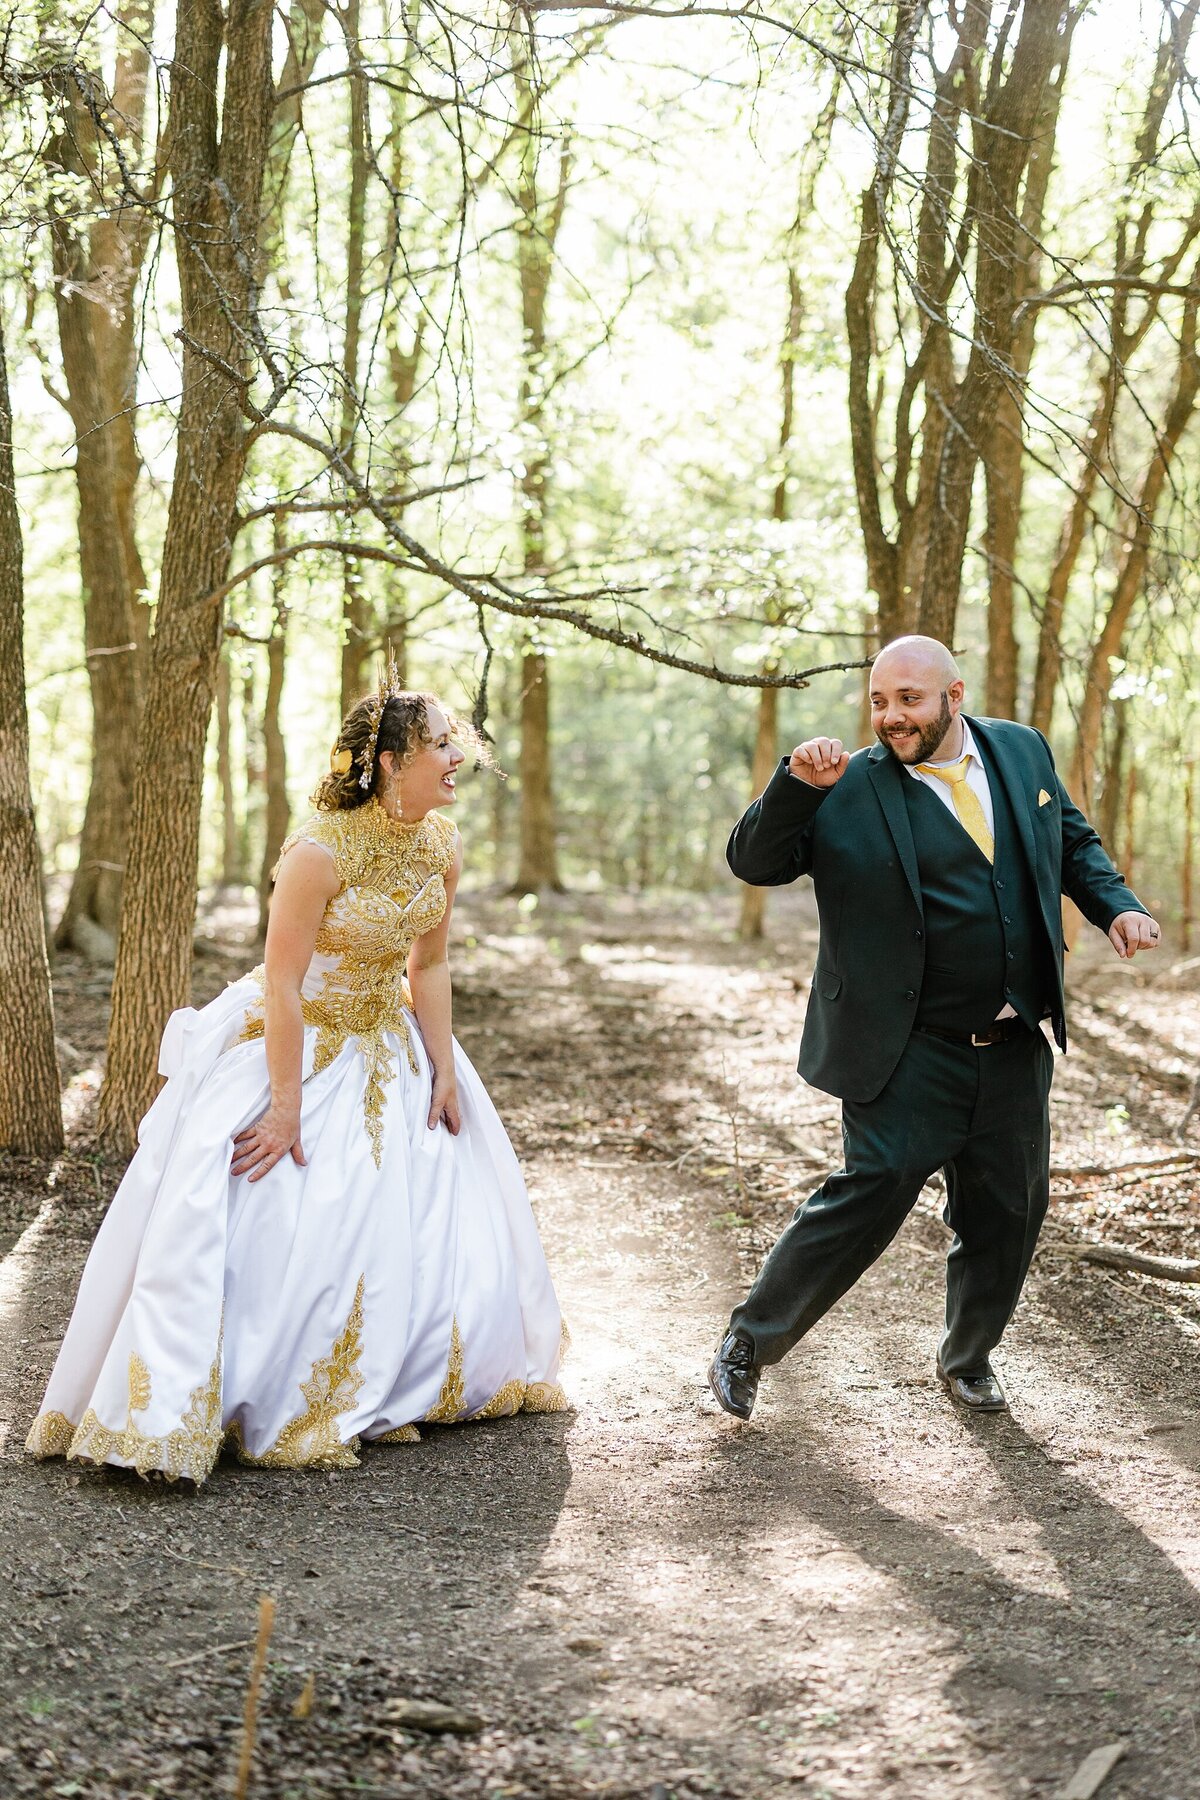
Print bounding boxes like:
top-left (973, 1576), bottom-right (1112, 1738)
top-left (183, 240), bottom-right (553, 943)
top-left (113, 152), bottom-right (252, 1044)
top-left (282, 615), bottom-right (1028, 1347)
top-left (788, 738), bottom-right (851, 788)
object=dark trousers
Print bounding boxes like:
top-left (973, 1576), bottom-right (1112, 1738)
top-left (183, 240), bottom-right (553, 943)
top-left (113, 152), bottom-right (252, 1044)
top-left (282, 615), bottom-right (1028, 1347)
top-left (730, 1026), bottom-right (1054, 1376)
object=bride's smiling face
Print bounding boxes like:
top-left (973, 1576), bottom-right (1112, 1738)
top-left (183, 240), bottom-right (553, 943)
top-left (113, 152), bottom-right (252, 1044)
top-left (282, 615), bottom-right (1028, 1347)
top-left (382, 703), bottom-right (465, 820)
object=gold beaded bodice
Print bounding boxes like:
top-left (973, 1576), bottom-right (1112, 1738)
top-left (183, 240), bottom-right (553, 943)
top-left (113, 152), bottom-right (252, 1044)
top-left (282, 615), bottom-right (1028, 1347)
top-left (236, 802), bottom-right (459, 1164)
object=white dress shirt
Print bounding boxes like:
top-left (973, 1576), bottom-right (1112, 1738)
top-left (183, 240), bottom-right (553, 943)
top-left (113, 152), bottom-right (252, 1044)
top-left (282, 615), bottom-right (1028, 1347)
top-left (904, 716), bottom-right (995, 835)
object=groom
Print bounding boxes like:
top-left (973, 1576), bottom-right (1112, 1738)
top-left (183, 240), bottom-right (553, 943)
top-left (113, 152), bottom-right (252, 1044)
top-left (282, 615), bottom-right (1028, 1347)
top-left (711, 635), bottom-right (1160, 1417)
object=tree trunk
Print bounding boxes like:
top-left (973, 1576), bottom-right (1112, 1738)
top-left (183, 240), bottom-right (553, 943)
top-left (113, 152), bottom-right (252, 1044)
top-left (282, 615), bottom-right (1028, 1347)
top-left (1122, 762), bottom-right (1138, 892)
top-left (46, 14), bottom-right (155, 953)
top-left (1098, 700), bottom-right (1126, 856)
top-left (216, 651), bottom-right (243, 884)
top-left (99, 0), bottom-right (275, 1150)
top-left (1070, 291), bottom-right (1200, 806)
top-left (741, 88), bottom-right (837, 941)
top-left (0, 306), bottom-right (63, 1154)
top-left (1183, 761), bottom-right (1195, 956)
top-left (982, 33), bottom-right (1068, 718)
top-left (509, 21), bottom-right (567, 895)
top-left (844, 4), bottom-right (921, 642)
top-left (338, 0), bottom-right (372, 715)
top-left (257, 565), bottom-right (289, 938)
top-left (513, 648), bottom-right (562, 894)
top-left (919, 1), bottom-right (1072, 643)
top-left (1029, 10), bottom-right (1200, 733)
top-left (241, 656), bottom-right (262, 879)
top-left (739, 684), bottom-right (779, 940)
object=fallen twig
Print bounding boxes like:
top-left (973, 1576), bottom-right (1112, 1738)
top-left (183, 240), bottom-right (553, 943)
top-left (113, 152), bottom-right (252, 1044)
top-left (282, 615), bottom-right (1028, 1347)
top-left (1050, 1153), bottom-right (1199, 1178)
top-left (1051, 1243), bottom-right (1200, 1282)
top-left (167, 1635), bottom-right (253, 1671)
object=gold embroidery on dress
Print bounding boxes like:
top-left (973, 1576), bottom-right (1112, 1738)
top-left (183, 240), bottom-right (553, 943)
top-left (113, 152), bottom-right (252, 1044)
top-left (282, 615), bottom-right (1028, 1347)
top-left (128, 1351), bottom-right (151, 1413)
top-left (470, 1379), bottom-right (525, 1420)
top-left (234, 805), bottom-right (457, 1166)
top-left (233, 1276), bottom-right (366, 1468)
top-left (25, 1411), bottom-right (74, 1458)
top-left (62, 1325), bottom-right (225, 1484)
top-left (374, 1423), bottom-right (421, 1444)
top-left (522, 1382), bottom-right (571, 1414)
top-left (425, 1318), bottom-right (466, 1424)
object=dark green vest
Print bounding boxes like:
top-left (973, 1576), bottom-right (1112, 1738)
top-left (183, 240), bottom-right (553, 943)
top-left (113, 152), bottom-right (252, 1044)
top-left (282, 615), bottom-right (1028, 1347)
top-left (901, 753), bottom-right (1052, 1035)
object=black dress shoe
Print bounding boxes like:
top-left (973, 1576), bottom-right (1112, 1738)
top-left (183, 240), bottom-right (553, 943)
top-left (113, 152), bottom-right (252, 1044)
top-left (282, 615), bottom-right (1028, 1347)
top-left (936, 1362), bottom-right (1008, 1412)
top-left (709, 1330), bottom-right (760, 1419)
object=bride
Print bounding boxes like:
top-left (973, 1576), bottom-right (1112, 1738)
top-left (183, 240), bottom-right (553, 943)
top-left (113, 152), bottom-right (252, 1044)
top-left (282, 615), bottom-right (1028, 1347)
top-left (27, 673), bottom-right (567, 1482)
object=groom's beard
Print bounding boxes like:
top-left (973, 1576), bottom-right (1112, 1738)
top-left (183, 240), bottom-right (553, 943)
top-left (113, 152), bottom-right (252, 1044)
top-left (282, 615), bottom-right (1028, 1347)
top-left (877, 694), bottom-right (954, 765)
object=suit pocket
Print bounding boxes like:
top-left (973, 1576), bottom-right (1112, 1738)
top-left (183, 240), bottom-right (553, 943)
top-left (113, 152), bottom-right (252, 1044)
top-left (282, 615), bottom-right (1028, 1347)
top-left (814, 968), bottom-right (842, 1000)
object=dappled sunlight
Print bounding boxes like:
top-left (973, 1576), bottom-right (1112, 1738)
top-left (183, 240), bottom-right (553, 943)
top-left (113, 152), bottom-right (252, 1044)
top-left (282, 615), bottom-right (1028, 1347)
top-left (0, 1199), bottom-right (57, 1458)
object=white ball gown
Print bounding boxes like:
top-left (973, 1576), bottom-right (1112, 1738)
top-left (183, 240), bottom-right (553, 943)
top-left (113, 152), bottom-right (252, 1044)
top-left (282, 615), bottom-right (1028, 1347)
top-left (26, 800), bottom-right (567, 1483)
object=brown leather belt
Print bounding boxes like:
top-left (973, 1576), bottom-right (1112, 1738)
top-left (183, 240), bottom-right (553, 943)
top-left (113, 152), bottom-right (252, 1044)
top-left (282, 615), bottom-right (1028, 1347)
top-left (915, 1019), bottom-right (1031, 1048)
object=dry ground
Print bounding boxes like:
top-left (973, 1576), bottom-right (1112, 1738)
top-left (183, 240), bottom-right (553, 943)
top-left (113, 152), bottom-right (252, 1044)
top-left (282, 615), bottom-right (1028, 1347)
top-left (2, 885), bottom-right (1200, 1799)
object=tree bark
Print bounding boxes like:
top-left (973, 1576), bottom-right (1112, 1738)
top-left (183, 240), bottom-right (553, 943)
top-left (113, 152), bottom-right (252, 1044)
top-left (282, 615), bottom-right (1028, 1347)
top-left (515, 648), bottom-right (561, 895)
top-left (99, 0), bottom-right (276, 1150)
top-left (982, 40), bottom-right (1069, 717)
top-left (1098, 699), bottom-right (1126, 857)
top-left (741, 85), bottom-right (837, 940)
top-left (47, 8), bottom-right (156, 952)
top-left (918, 1), bottom-right (1072, 643)
top-left (1069, 290), bottom-right (1200, 806)
top-left (216, 651), bottom-right (243, 884)
top-left (510, 21), bottom-right (567, 895)
top-left (0, 305), bottom-right (63, 1155)
top-left (338, 0), bottom-right (372, 715)
top-left (1029, 7), bottom-right (1200, 732)
top-left (1182, 760), bottom-right (1195, 955)
top-left (738, 684), bottom-right (779, 939)
top-left (844, 2), bottom-right (922, 643)
top-left (257, 549), bottom-right (289, 938)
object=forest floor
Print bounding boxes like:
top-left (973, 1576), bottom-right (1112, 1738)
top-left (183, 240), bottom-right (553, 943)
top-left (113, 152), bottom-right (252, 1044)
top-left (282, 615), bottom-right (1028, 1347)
top-left (2, 886), bottom-right (1200, 1800)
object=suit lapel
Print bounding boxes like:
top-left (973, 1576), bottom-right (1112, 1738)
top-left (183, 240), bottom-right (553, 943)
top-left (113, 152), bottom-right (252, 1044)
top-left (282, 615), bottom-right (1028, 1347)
top-left (867, 744), bottom-right (924, 916)
top-left (968, 716), bottom-right (1037, 873)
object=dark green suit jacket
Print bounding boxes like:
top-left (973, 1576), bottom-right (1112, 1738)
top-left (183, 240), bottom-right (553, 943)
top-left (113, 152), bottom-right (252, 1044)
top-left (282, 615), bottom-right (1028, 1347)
top-left (727, 716), bottom-right (1145, 1103)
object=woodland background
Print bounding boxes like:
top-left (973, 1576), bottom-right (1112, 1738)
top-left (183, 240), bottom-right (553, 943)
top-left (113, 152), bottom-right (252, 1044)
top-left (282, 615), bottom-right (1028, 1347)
top-left (3, 0), bottom-right (1200, 1158)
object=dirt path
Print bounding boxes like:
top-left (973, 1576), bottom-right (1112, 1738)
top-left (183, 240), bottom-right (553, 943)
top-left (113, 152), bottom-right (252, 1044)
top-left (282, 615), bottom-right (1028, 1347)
top-left (2, 892), bottom-right (1200, 1799)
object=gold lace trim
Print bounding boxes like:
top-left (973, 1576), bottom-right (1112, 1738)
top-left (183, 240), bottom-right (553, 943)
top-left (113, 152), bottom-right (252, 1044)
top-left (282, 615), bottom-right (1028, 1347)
top-left (277, 800), bottom-right (457, 892)
top-left (471, 1379), bottom-right (525, 1420)
top-left (422, 1313), bottom-right (569, 1423)
top-left (231, 1276), bottom-right (366, 1468)
top-left (41, 1328), bottom-right (226, 1484)
top-left (26, 1411), bottom-right (74, 1458)
top-left (522, 1381), bottom-right (571, 1414)
top-left (425, 1318), bottom-right (466, 1423)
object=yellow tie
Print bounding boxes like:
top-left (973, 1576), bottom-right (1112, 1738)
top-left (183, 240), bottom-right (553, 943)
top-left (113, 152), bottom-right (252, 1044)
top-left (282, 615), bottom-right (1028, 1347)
top-left (916, 756), bottom-right (994, 864)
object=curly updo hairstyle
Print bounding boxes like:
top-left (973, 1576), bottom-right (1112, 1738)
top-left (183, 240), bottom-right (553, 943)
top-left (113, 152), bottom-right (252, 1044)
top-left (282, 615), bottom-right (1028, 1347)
top-left (312, 690), bottom-right (495, 813)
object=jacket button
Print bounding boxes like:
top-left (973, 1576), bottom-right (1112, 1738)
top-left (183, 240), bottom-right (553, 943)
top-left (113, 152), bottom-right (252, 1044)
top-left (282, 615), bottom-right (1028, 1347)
top-left (1007, 951), bottom-right (1016, 961)
top-left (914, 929), bottom-right (923, 940)
top-left (995, 878), bottom-right (1005, 890)
top-left (1003, 915), bottom-right (1012, 925)
top-left (904, 989), bottom-right (916, 1001)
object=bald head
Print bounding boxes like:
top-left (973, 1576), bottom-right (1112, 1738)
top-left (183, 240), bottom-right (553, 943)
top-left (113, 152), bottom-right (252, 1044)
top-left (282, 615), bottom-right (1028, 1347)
top-left (869, 635), bottom-right (966, 765)
top-left (871, 635), bottom-right (961, 689)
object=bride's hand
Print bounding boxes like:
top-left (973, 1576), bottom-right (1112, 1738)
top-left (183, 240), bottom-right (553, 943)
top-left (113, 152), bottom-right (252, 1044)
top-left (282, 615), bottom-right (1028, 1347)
top-left (231, 1104), bottom-right (306, 1182)
top-left (428, 1070), bottom-right (461, 1135)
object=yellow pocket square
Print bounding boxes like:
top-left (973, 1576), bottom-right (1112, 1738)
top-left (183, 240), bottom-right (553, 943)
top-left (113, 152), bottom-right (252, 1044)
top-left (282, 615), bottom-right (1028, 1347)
top-left (1037, 788), bottom-right (1052, 807)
